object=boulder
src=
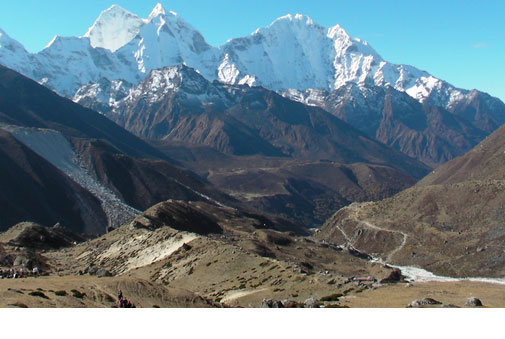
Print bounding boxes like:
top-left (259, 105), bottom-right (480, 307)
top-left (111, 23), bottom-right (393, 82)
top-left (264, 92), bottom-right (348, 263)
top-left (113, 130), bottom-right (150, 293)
top-left (13, 255), bottom-right (28, 266)
top-left (260, 299), bottom-right (284, 308)
top-left (87, 266), bottom-right (99, 275)
top-left (304, 297), bottom-right (320, 308)
top-left (465, 297), bottom-right (483, 307)
top-left (96, 268), bottom-right (113, 278)
top-left (407, 298), bottom-right (443, 308)
top-left (380, 268), bottom-right (404, 283)
top-left (281, 300), bottom-right (299, 308)
top-left (271, 300), bottom-right (284, 308)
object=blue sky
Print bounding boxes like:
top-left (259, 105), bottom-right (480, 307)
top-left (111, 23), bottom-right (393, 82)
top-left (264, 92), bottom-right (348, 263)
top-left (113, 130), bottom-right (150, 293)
top-left (0, 0), bottom-right (504, 101)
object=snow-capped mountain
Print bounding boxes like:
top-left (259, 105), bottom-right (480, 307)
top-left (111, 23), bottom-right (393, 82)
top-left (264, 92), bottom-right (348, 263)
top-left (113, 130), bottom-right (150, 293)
top-left (0, 2), bottom-right (498, 108)
top-left (84, 4), bottom-right (146, 52)
top-left (75, 64), bottom-right (498, 167)
top-left (0, 28), bottom-right (33, 78)
top-left (1, 3), bottom-right (504, 166)
top-left (74, 64), bottom-right (428, 175)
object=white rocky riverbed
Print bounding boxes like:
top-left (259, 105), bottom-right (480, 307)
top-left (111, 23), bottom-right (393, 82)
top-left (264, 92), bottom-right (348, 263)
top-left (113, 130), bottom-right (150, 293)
top-left (390, 264), bottom-right (505, 285)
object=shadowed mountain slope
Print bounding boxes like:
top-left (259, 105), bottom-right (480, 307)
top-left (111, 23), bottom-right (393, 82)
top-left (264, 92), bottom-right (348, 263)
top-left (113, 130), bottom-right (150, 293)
top-left (0, 65), bottom-right (244, 233)
top-left (77, 65), bottom-right (430, 179)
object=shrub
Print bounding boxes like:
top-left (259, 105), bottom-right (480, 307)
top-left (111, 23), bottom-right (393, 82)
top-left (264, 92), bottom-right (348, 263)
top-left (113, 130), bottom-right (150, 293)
top-left (71, 289), bottom-right (86, 299)
top-left (29, 291), bottom-right (49, 299)
top-left (320, 293), bottom-right (343, 302)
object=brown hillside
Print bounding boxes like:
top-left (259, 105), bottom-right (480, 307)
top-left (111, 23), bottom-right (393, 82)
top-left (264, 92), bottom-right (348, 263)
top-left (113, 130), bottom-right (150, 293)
top-left (318, 123), bottom-right (505, 278)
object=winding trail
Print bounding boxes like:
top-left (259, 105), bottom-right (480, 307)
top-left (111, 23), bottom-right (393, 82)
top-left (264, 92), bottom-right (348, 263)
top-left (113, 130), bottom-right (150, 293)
top-left (360, 220), bottom-right (408, 262)
top-left (337, 203), bottom-right (408, 262)
top-left (336, 203), bottom-right (505, 285)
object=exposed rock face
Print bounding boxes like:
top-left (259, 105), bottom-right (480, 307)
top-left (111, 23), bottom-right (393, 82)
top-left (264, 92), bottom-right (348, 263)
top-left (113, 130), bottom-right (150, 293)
top-left (304, 296), bottom-right (320, 308)
top-left (407, 298), bottom-right (442, 308)
top-left (465, 297), bottom-right (483, 307)
top-left (283, 84), bottom-right (503, 167)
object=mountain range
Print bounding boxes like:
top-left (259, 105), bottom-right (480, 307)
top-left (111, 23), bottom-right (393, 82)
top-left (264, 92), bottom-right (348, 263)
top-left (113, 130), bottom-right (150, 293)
top-left (1, 3), bottom-right (505, 310)
top-left (1, 3), bottom-right (504, 167)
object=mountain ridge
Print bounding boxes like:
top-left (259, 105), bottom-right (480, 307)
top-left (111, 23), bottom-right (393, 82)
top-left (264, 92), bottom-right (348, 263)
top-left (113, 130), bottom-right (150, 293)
top-left (0, 3), bottom-right (501, 111)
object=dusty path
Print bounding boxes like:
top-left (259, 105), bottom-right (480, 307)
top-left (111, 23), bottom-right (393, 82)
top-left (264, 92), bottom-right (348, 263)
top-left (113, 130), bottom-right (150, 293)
top-left (336, 203), bottom-right (408, 262)
top-left (359, 220), bottom-right (408, 262)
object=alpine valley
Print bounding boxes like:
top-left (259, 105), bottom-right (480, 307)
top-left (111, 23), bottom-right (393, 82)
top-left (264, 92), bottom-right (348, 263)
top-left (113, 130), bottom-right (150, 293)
top-left (0, 3), bottom-right (504, 309)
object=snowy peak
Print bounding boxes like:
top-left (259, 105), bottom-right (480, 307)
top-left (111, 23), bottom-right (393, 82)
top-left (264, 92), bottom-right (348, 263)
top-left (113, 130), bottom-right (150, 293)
top-left (0, 28), bottom-right (33, 77)
top-left (327, 24), bottom-right (348, 40)
top-left (0, 4), bottom-right (502, 114)
top-left (255, 13), bottom-right (325, 37)
top-left (133, 65), bottom-right (227, 105)
top-left (84, 4), bottom-right (146, 52)
top-left (148, 2), bottom-right (167, 19)
top-left (270, 13), bottom-right (315, 26)
top-left (0, 28), bottom-right (28, 54)
top-left (114, 6), bottom-right (212, 77)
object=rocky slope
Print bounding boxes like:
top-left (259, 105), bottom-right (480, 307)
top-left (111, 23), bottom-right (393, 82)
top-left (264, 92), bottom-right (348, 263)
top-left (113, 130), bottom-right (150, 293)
top-left (317, 123), bottom-right (505, 278)
top-left (40, 199), bottom-right (396, 307)
top-left (282, 84), bottom-right (504, 166)
top-left (0, 65), bottom-right (238, 233)
top-left (75, 65), bottom-right (430, 178)
top-left (0, 129), bottom-right (107, 234)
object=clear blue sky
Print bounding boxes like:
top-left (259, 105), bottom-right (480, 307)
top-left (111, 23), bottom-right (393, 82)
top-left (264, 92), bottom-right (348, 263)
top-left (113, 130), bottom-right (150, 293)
top-left (0, 0), bottom-right (504, 101)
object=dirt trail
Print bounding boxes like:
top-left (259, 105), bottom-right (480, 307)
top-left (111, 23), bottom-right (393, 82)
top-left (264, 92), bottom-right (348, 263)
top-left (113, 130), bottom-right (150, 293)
top-left (336, 203), bottom-right (408, 262)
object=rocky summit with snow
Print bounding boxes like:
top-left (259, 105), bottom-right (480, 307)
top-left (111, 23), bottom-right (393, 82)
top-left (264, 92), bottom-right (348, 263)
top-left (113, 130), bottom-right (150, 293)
top-left (1, 3), bottom-right (503, 166)
top-left (0, 3), bottom-right (500, 108)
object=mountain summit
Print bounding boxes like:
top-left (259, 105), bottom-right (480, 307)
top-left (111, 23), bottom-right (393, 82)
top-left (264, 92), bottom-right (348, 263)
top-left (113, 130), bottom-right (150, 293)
top-left (84, 4), bottom-right (146, 52)
top-left (0, 3), bottom-right (486, 104)
top-left (148, 2), bottom-right (167, 18)
top-left (0, 4), bottom-right (503, 166)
